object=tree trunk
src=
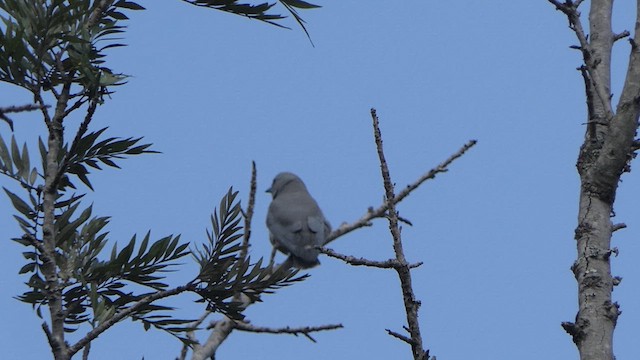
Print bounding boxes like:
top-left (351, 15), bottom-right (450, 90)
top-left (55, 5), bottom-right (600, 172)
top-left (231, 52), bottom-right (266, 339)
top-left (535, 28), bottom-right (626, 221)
top-left (43, 91), bottom-right (71, 360)
top-left (551, 1), bottom-right (640, 359)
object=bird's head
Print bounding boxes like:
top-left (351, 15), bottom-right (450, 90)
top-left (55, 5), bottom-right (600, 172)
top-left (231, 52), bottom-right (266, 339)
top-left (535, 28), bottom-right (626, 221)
top-left (266, 172), bottom-right (307, 198)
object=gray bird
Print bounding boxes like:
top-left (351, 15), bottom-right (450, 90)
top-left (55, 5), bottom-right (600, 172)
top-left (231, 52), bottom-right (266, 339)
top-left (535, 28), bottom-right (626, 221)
top-left (266, 172), bottom-right (331, 269)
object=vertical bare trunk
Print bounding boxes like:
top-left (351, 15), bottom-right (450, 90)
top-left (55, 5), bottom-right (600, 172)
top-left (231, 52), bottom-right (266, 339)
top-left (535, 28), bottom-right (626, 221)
top-left (371, 109), bottom-right (428, 360)
top-left (552, 1), bottom-right (640, 359)
top-left (571, 2), bottom-right (616, 360)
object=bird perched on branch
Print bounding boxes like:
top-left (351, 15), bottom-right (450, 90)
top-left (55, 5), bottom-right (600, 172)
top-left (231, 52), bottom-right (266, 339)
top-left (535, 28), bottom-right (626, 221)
top-left (266, 172), bottom-right (331, 269)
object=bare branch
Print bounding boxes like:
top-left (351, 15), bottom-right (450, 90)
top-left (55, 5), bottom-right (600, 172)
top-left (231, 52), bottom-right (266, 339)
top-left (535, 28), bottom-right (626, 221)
top-left (0, 103), bottom-right (50, 130)
top-left (0, 169), bottom-right (41, 192)
top-left (233, 322), bottom-right (343, 343)
top-left (398, 215), bottom-right (413, 226)
top-left (320, 247), bottom-right (422, 269)
top-left (396, 140), bottom-right (476, 203)
top-left (41, 322), bottom-right (56, 352)
top-left (325, 139), bottom-right (476, 244)
top-left (191, 319), bottom-right (235, 360)
top-left (385, 328), bottom-right (414, 345)
top-left (81, 342), bottom-right (90, 360)
top-left (0, 103), bottom-right (47, 114)
top-left (0, 114), bottom-right (14, 130)
top-left (190, 294), bottom-right (254, 360)
top-left (577, 65), bottom-right (598, 139)
top-left (179, 311), bottom-right (211, 360)
top-left (614, 30), bottom-right (631, 42)
top-left (241, 161), bottom-right (257, 258)
top-left (612, 223), bottom-right (627, 232)
top-left (62, 97), bottom-right (89, 118)
top-left (33, 91), bottom-right (52, 127)
top-left (371, 108), bottom-right (428, 360)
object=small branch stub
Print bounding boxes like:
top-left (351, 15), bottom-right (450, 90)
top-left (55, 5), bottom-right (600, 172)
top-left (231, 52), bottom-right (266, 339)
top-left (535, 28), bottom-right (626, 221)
top-left (561, 321), bottom-right (585, 345)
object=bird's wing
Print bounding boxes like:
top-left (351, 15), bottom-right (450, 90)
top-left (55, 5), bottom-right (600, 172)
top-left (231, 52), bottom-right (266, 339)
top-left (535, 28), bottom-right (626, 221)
top-left (267, 210), bottom-right (300, 250)
top-left (269, 218), bottom-right (320, 262)
top-left (307, 215), bottom-right (328, 246)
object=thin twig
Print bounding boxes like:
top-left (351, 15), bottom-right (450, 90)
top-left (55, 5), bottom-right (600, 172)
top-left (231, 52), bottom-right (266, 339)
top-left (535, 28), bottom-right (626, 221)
top-left (0, 103), bottom-right (47, 114)
top-left (241, 161), bottom-right (257, 259)
top-left (577, 65), bottom-right (598, 139)
top-left (0, 170), bottom-right (41, 193)
top-left (386, 328), bottom-right (414, 345)
top-left (81, 342), bottom-right (91, 360)
top-left (325, 139), bottom-right (476, 244)
top-left (62, 97), bottom-right (89, 118)
top-left (0, 113), bottom-right (14, 130)
top-left (41, 322), bottom-right (56, 351)
top-left (233, 322), bottom-right (343, 343)
top-left (320, 247), bottom-right (423, 269)
top-left (0, 103), bottom-right (49, 131)
top-left (180, 311), bottom-right (212, 360)
top-left (33, 91), bottom-right (52, 127)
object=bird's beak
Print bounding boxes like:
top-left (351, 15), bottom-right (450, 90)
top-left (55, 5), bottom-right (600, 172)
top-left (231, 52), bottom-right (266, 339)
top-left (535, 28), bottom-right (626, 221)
top-left (266, 187), bottom-right (272, 193)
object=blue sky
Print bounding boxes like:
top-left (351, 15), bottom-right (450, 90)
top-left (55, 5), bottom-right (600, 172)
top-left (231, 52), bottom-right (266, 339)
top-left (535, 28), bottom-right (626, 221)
top-left (1, 1), bottom-right (639, 359)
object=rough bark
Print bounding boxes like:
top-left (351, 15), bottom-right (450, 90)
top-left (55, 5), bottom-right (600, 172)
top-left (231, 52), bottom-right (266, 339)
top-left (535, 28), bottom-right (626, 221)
top-left (550, 1), bottom-right (640, 359)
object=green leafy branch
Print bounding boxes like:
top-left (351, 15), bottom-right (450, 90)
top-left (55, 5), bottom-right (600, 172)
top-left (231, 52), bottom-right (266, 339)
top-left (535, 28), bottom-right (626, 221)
top-left (5, 178), bottom-right (311, 349)
top-left (12, 198), bottom-right (188, 326)
top-left (0, 134), bottom-right (40, 191)
top-left (1, 1), bottom-right (326, 358)
top-left (193, 188), bottom-right (308, 321)
top-left (180, 0), bottom-right (320, 43)
top-left (61, 127), bottom-right (157, 190)
top-left (0, 0), bottom-right (141, 100)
